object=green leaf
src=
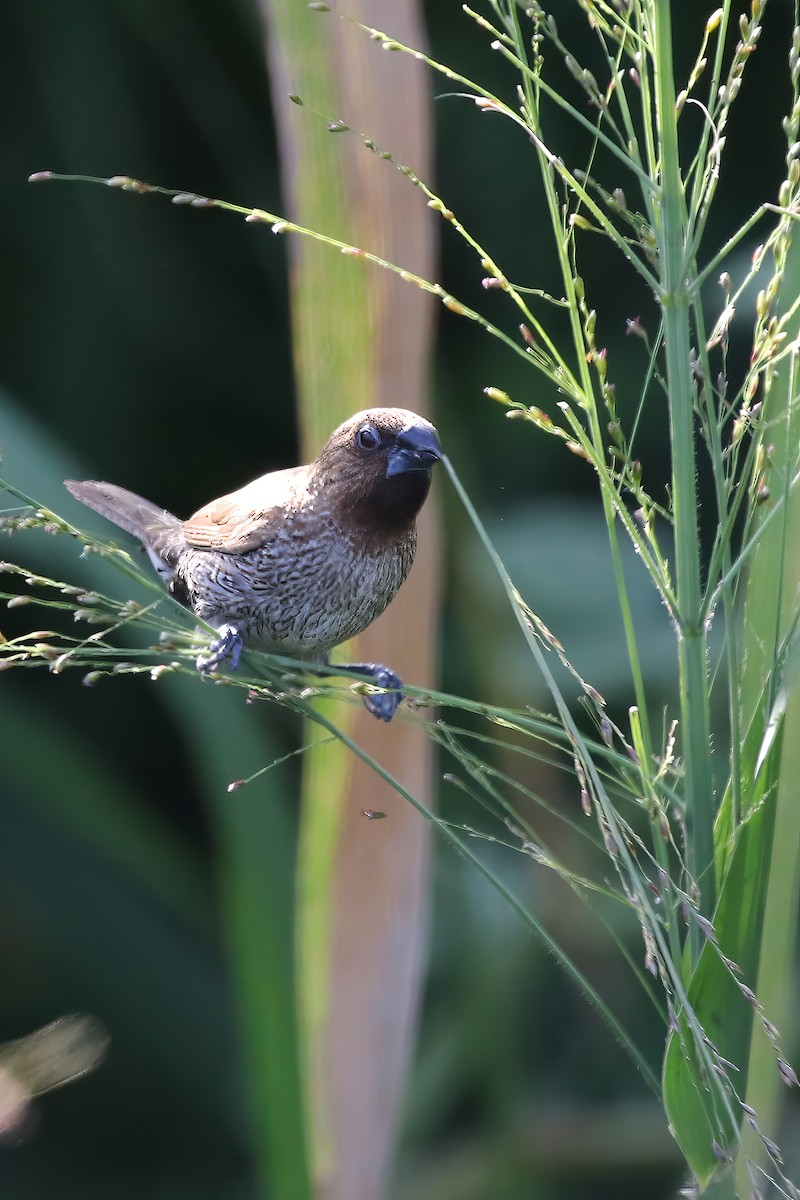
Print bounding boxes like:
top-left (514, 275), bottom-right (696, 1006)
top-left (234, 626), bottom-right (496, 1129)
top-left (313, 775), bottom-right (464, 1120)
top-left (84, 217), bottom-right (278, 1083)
top-left (663, 793), bottom-right (774, 1185)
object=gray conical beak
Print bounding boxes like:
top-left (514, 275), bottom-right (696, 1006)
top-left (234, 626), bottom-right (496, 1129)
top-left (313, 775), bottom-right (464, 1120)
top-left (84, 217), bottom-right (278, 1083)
top-left (385, 425), bottom-right (442, 477)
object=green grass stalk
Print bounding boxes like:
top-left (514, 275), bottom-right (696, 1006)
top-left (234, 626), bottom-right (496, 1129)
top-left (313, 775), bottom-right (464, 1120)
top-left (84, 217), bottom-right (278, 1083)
top-left (651, 0), bottom-right (715, 922)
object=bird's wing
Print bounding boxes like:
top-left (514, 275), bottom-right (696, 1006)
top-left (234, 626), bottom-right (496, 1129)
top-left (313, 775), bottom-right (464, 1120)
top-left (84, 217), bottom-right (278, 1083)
top-left (181, 467), bottom-right (307, 553)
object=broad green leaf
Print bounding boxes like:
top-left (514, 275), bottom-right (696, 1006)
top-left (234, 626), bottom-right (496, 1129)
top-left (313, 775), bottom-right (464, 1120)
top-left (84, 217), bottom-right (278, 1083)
top-left (663, 791), bottom-right (774, 1185)
top-left (665, 230), bottom-right (800, 1189)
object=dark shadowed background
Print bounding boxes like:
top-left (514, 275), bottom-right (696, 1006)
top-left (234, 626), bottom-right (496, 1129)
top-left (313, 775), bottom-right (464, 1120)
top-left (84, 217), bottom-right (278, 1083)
top-left (1, 2), bottom-right (797, 1197)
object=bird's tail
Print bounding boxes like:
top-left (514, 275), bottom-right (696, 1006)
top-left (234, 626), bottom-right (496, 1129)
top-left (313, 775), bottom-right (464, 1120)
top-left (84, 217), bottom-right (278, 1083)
top-left (64, 480), bottom-right (183, 581)
top-left (65, 480), bottom-right (178, 541)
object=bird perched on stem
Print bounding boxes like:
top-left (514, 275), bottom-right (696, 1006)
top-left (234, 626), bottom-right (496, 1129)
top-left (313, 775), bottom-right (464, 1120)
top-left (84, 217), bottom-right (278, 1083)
top-left (65, 408), bottom-right (441, 721)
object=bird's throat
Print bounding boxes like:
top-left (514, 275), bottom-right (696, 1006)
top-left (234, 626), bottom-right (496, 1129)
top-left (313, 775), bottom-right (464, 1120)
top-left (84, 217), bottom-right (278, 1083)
top-left (346, 470), bottom-right (432, 540)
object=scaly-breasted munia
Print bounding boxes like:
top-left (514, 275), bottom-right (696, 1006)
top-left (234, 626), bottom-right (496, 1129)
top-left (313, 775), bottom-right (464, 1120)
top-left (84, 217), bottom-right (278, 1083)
top-left (65, 408), bottom-right (441, 720)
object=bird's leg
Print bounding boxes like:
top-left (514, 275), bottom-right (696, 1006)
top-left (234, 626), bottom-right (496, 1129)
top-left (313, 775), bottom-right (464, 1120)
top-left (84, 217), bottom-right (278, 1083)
top-left (196, 623), bottom-right (244, 673)
top-left (333, 661), bottom-right (404, 722)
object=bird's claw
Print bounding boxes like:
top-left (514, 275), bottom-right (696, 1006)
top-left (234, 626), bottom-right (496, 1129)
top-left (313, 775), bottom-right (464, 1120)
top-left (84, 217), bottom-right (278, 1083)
top-left (195, 640), bottom-right (403, 719)
top-left (196, 623), bottom-right (243, 673)
top-left (337, 662), bottom-right (403, 722)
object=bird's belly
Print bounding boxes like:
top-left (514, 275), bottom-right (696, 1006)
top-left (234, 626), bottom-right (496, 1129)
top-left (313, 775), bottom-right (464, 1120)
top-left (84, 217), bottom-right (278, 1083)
top-left (177, 536), bottom-right (412, 656)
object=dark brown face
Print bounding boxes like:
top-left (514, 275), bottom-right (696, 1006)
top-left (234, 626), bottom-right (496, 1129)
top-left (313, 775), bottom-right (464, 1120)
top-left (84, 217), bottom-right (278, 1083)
top-left (313, 408), bottom-right (441, 536)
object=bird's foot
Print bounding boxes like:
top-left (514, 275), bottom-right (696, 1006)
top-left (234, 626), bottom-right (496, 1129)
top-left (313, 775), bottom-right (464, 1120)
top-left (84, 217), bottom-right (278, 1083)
top-left (336, 662), bottom-right (404, 722)
top-left (196, 623), bottom-right (243, 673)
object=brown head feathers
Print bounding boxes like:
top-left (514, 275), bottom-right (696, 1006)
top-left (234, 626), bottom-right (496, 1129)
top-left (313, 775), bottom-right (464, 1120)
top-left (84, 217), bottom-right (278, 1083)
top-left (312, 408), bottom-right (441, 539)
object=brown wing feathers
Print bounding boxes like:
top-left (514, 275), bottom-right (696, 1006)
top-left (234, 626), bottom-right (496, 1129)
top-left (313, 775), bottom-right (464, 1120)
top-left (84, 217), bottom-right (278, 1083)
top-left (180, 465), bottom-right (308, 553)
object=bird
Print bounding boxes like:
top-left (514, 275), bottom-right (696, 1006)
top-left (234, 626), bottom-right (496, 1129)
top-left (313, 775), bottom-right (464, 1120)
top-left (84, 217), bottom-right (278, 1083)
top-left (65, 408), bottom-right (441, 721)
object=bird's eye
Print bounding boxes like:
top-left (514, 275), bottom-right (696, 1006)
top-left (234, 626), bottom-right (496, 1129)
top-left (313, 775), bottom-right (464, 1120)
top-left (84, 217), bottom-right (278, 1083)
top-left (355, 425), bottom-right (382, 452)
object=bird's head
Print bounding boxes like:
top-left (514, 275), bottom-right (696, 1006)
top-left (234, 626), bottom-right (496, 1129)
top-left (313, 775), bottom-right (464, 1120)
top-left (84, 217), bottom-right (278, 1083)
top-left (313, 408), bottom-right (441, 536)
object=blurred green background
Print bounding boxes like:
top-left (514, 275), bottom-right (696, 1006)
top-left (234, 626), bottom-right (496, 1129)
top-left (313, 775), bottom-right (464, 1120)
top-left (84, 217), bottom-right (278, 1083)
top-left (1, 2), bottom-right (798, 1197)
